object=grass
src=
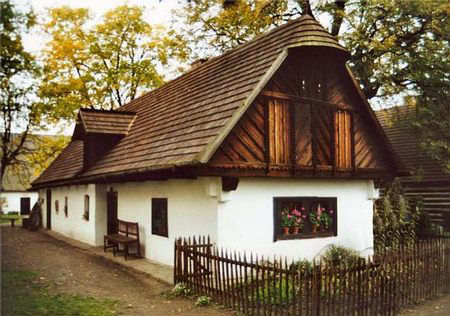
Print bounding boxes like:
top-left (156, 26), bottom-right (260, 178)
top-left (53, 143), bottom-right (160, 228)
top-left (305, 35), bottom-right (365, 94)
top-left (1, 270), bottom-right (118, 315)
top-left (0, 214), bottom-right (22, 225)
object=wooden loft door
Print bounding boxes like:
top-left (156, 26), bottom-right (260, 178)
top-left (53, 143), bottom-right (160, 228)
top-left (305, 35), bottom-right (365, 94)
top-left (267, 97), bottom-right (292, 165)
top-left (334, 110), bottom-right (353, 168)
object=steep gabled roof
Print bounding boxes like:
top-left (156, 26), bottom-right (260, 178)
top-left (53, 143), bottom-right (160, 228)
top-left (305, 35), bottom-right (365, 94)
top-left (376, 106), bottom-right (449, 184)
top-left (33, 15), bottom-right (354, 187)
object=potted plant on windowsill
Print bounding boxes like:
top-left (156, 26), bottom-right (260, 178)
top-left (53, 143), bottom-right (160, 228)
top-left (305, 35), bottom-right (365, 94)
top-left (291, 207), bottom-right (306, 234)
top-left (309, 209), bottom-right (320, 233)
top-left (281, 209), bottom-right (294, 235)
top-left (320, 209), bottom-right (333, 231)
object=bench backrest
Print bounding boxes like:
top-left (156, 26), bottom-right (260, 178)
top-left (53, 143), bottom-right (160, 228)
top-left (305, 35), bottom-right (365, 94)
top-left (118, 220), bottom-right (139, 240)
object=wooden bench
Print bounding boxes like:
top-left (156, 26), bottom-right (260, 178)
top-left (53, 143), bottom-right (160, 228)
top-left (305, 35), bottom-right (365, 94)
top-left (103, 220), bottom-right (141, 260)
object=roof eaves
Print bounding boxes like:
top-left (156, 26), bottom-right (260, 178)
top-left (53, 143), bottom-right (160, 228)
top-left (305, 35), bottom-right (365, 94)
top-left (31, 159), bottom-right (203, 189)
top-left (286, 42), bottom-right (349, 59)
top-left (195, 49), bottom-right (289, 164)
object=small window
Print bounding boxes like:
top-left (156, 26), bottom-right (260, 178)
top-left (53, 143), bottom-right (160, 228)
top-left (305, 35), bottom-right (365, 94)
top-left (274, 197), bottom-right (337, 241)
top-left (64, 197), bottom-right (68, 217)
top-left (55, 200), bottom-right (59, 214)
top-left (83, 195), bottom-right (90, 221)
top-left (152, 198), bottom-right (168, 237)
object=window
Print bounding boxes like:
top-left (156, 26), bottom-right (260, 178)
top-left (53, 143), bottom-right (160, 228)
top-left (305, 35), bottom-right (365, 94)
top-left (64, 196), bottom-right (68, 217)
top-left (152, 198), bottom-right (168, 237)
top-left (83, 195), bottom-right (90, 221)
top-left (274, 197), bottom-right (337, 241)
top-left (55, 200), bottom-right (59, 214)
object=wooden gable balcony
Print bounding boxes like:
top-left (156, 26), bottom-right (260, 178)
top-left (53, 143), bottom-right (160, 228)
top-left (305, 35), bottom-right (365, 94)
top-left (209, 47), bottom-right (395, 179)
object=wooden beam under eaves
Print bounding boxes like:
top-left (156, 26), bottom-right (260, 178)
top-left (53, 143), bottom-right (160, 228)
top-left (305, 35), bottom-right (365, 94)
top-left (260, 90), bottom-right (356, 112)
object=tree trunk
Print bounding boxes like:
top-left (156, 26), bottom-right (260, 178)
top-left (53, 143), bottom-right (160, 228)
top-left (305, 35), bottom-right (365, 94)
top-left (331, 1), bottom-right (347, 36)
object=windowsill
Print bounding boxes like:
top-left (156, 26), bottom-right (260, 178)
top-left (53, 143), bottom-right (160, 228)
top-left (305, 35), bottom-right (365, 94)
top-left (276, 231), bottom-right (335, 241)
top-left (152, 233), bottom-right (168, 238)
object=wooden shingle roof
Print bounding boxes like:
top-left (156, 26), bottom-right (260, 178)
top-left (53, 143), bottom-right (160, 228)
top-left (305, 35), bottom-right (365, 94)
top-left (79, 109), bottom-right (136, 135)
top-left (376, 106), bottom-right (449, 184)
top-left (34, 140), bottom-right (84, 184)
top-left (33, 15), bottom-right (349, 187)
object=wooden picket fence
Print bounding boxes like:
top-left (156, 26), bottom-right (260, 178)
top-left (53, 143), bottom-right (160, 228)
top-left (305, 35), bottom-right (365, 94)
top-left (174, 236), bottom-right (450, 315)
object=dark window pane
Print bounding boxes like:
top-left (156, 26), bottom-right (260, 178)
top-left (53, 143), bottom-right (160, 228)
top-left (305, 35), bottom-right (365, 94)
top-left (152, 198), bottom-right (168, 237)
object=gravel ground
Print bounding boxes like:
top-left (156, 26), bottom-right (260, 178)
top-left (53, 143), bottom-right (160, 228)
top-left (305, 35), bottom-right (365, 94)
top-left (398, 294), bottom-right (450, 316)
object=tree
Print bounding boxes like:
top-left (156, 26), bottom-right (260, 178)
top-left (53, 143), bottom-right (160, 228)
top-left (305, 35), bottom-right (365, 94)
top-left (175, 0), bottom-right (450, 169)
top-left (0, 0), bottom-right (43, 187)
top-left (174, 0), bottom-right (292, 56)
top-left (39, 4), bottom-right (188, 122)
top-left (3, 135), bottom-right (69, 188)
top-left (25, 135), bottom-right (69, 177)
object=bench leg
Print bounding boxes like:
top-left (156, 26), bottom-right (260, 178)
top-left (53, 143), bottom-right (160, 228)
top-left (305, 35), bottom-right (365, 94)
top-left (137, 242), bottom-right (141, 258)
top-left (103, 237), bottom-right (107, 252)
top-left (124, 243), bottom-right (129, 261)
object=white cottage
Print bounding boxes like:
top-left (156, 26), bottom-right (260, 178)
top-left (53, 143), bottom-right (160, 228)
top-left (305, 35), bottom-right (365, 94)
top-left (32, 15), bottom-right (404, 266)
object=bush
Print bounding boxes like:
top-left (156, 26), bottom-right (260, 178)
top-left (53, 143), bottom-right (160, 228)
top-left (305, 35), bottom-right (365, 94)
top-left (289, 259), bottom-right (313, 274)
top-left (9, 211), bottom-right (19, 215)
top-left (374, 180), bottom-right (444, 250)
top-left (172, 282), bottom-right (191, 296)
top-left (321, 245), bottom-right (362, 267)
top-left (195, 295), bottom-right (212, 306)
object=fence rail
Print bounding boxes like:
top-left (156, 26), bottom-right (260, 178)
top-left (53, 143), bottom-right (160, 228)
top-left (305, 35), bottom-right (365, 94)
top-left (174, 236), bottom-right (450, 316)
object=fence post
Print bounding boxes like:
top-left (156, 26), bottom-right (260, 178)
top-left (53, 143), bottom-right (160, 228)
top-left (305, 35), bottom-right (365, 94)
top-left (174, 238), bottom-right (178, 284)
top-left (315, 264), bottom-right (321, 316)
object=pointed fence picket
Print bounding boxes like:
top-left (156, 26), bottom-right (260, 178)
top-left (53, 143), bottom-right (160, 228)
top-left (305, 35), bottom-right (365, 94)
top-left (174, 236), bottom-right (450, 316)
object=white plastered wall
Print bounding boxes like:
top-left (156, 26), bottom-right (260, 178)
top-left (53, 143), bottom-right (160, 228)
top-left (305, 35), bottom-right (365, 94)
top-left (95, 184), bottom-right (108, 245)
top-left (37, 177), bottom-right (376, 267)
top-left (217, 178), bottom-right (375, 261)
top-left (0, 191), bottom-right (38, 214)
top-left (39, 184), bottom-right (98, 245)
top-left (113, 178), bottom-right (219, 266)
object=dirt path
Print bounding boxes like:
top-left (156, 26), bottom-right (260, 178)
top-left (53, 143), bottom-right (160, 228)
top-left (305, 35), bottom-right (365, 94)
top-left (398, 294), bottom-right (450, 316)
top-left (1, 226), bottom-right (236, 315)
